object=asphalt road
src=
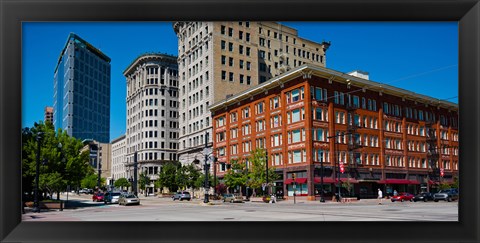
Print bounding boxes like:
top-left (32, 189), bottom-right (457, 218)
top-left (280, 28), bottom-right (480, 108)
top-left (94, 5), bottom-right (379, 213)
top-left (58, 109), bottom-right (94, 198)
top-left (22, 193), bottom-right (458, 222)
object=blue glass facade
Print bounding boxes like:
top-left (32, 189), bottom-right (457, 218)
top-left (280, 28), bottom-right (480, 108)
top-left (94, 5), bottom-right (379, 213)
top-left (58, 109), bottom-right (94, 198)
top-left (53, 33), bottom-right (111, 143)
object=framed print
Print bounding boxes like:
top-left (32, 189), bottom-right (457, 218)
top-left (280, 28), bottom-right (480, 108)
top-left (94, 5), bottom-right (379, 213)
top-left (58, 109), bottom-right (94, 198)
top-left (1, 0), bottom-right (479, 242)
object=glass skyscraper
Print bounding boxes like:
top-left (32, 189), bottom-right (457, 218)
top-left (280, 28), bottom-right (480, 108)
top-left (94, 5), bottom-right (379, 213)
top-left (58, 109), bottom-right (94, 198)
top-left (53, 33), bottom-right (111, 143)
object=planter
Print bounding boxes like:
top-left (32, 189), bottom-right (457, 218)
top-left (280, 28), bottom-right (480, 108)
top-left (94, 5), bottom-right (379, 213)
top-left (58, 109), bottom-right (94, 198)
top-left (40, 201), bottom-right (64, 210)
top-left (25, 201), bottom-right (64, 211)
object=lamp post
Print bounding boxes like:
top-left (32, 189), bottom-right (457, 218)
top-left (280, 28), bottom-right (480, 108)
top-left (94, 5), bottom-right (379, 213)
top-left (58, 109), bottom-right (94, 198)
top-left (319, 157), bottom-right (325, 203)
top-left (203, 131), bottom-right (210, 203)
top-left (32, 131), bottom-right (44, 213)
top-left (245, 159), bottom-right (249, 199)
top-left (327, 131), bottom-right (349, 203)
top-left (265, 150), bottom-right (269, 195)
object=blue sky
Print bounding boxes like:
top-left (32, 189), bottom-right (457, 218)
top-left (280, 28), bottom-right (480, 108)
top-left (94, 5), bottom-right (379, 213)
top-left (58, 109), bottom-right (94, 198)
top-left (22, 22), bottom-right (458, 141)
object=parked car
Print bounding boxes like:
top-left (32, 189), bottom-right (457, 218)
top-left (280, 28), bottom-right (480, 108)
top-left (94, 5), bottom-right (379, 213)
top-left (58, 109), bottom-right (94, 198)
top-left (104, 192), bottom-right (122, 204)
top-left (390, 192), bottom-right (415, 202)
top-left (433, 188), bottom-right (459, 202)
top-left (92, 192), bottom-right (104, 202)
top-left (119, 194), bottom-right (140, 206)
top-left (172, 191), bottom-right (191, 201)
top-left (413, 192), bottom-right (434, 202)
top-left (79, 188), bottom-right (89, 194)
top-left (222, 193), bottom-right (244, 203)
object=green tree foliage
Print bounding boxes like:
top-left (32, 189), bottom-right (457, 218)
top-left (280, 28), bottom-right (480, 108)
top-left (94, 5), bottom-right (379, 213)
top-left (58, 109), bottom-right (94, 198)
top-left (22, 122), bottom-right (92, 200)
top-left (81, 173), bottom-right (98, 189)
top-left (139, 172), bottom-right (151, 195)
top-left (223, 159), bottom-right (248, 195)
top-left (158, 162), bottom-right (179, 192)
top-left (114, 177), bottom-right (130, 190)
top-left (176, 165), bottom-right (189, 190)
top-left (246, 148), bottom-right (279, 194)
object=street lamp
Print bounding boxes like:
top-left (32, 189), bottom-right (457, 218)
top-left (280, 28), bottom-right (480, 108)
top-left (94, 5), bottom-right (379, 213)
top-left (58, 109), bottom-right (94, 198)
top-left (32, 131), bottom-right (44, 213)
top-left (327, 131), bottom-right (349, 203)
top-left (319, 156), bottom-right (325, 203)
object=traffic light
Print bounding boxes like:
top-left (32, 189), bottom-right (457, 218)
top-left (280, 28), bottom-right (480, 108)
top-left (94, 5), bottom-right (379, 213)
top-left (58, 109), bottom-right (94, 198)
top-left (292, 173), bottom-right (296, 181)
top-left (440, 168), bottom-right (444, 177)
top-left (340, 163), bottom-right (345, 174)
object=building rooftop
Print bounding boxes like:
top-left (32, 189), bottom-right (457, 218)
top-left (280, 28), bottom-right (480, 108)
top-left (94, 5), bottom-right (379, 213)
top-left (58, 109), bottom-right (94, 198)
top-left (123, 52), bottom-right (178, 76)
top-left (54, 33), bottom-right (111, 73)
top-left (210, 63), bottom-right (458, 112)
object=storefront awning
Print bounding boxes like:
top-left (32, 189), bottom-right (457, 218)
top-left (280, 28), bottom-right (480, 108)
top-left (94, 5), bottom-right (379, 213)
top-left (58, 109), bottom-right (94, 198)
top-left (284, 178), bottom-right (308, 184)
top-left (314, 177), bottom-right (358, 184)
top-left (378, 179), bottom-right (417, 184)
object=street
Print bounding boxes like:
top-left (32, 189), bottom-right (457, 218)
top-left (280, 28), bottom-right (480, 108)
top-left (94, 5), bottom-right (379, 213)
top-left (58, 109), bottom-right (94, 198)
top-left (22, 193), bottom-right (458, 222)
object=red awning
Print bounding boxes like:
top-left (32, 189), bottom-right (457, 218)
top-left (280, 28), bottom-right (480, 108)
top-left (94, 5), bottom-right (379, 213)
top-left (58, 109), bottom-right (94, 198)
top-left (428, 180), bottom-right (439, 185)
top-left (378, 179), bottom-right (414, 184)
top-left (409, 180), bottom-right (420, 185)
top-left (284, 178), bottom-right (308, 184)
top-left (313, 177), bottom-right (358, 184)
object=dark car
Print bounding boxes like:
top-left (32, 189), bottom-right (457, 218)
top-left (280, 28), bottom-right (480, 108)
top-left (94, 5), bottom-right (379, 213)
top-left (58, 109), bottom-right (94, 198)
top-left (390, 192), bottom-right (415, 202)
top-left (433, 188), bottom-right (459, 202)
top-left (413, 192), bottom-right (434, 202)
top-left (92, 193), bottom-right (104, 202)
top-left (172, 191), bottom-right (191, 201)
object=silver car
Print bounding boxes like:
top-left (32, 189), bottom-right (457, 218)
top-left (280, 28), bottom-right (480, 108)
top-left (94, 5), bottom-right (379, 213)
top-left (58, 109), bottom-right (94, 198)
top-left (104, 192), bottom-right (122, 204)
top-left (172, 191), bottom-right (191, 201)
top-left (119, 194), bottom-right (140, 206)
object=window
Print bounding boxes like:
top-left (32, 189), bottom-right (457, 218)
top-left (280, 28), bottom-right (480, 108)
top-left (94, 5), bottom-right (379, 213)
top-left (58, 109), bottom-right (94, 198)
top-left (291, 109), bottom-right (301, 123)
top-left (243, 107), bottom-right (250, 118)
top-left (288, 129), bottom-right (302, 143)
top-left (256, 102), bottom-right (264, 114)
top-left (221, 25), bottom-right (226, 35)
top-left (229, 72), bottom-right (234, 82)
top-left (313, 87), bottom-right (327, 101)
top-left (314, 108), bottom-right (327, 121)
top-left (270, 96), bottom-right (280, 109)
top-left (216, 116), bottom-right (226, 127)
top-left (230, 112), bottom-right (237, 122)
top-left (221, 55), bottom-right (226, 65)
top-left (270, 115), bottom-right (282, 128)
top-left (228, 42), bottom-right (234, 52)
top-left (256, 120), bottom-right (265, 132)
top-left (313, 128), bottom-right (328, 141)
top-left (231, 128), bottom-right (238, 139)
top-left (221, 40), bottom-right (226, 50)
top-left (221, 70), bottom-right (226, 80)
top-left (271, 133), bottom-right (282, 147)
top-left (242, 124), bottom-right (251, 135)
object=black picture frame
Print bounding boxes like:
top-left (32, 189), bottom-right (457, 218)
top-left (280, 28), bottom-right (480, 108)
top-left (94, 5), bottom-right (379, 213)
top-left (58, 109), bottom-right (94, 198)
top-left (1, 0), bottom-right (479, 242)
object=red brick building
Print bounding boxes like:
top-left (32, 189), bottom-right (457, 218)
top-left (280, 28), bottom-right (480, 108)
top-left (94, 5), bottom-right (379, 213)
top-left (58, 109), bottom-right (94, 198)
top-left (210, 64), bottom-right (458, 201)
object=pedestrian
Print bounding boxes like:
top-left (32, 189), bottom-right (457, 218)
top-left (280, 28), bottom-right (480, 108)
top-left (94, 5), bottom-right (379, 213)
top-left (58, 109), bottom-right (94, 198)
top-left (378, 188), bottom-right (383, 204)
top-left (393, 190), bottom-right (398, 196)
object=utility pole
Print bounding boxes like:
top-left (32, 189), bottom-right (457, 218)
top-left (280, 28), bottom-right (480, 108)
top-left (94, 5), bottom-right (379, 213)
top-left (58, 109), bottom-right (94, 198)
top-left (204, 131), bottom-right (210, 203)
top-left (133, 151), bottom-right (138, 196)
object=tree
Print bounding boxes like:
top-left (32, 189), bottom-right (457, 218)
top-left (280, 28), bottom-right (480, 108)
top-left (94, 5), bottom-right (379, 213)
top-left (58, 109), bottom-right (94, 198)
top-left (246, 148), bottom-right (279, 196)
top-left (223, 159), bottom-right (248, 195)
top-left (81, 174), bottom-right (98, 189)
top-left (185, 164), bottom-right (201, 198)
top-left (176, 165), bottom-right (189, 190)
top-left (139, 172), bottom-right (151, 196)
top-left (114, 178), bottom-right (130, 190)
top-left (158, 162), bottom-right (179, 193)
top-left (22, 121), bottom-right (91, 200)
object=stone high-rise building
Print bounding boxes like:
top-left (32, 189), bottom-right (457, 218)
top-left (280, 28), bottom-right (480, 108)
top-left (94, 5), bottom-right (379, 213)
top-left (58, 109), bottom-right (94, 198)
top-left (173, 22), bottom-right (331, 165)
top-left (53, 33), bottom-right (111, 143)
top-left (123, 53), bottom-right (179, 195)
